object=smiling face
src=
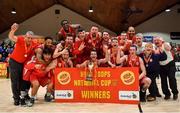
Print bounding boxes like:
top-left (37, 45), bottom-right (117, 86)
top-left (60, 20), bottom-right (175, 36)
top-left (119, 33), bottom-right (127, 45)
top-left (90, 50), bottom-right (97, 61)
top-left (45, 39), bottom-right (53, 47)
top-left (43, 53), bottom-right (52, 62)
top-left (129, 46), bottom-right (137, 55)
top-left (111, 38), bottom-right (118, 47)
top-left (135, 36), bottom-right (143, 46)
top-left (24, 35), bottom-right (32, 46)
top-left (102, 32), bottom-right (110, 41)
top-left (62, 20), bottom-right (69, 31)
top-left (90, 26), bottom-right (99, 38)
top-left (65, 35), bottom-right (74, 45)
top-left (62, 50), bottom-right (69, 60)
top-left (144, 43), bottom-right (153, 55)
top-left (153, 37), bottom-right (163, 47)
top-left (127, 26), bottom-right (135, 37)
top-left (42, 47), bottom-right (53, 62)
top-left (78, 31), bottom-right (86, 40)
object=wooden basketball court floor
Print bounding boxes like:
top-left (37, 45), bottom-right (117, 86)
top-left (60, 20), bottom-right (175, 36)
top-left (0, 77), bottom-right (180, 113)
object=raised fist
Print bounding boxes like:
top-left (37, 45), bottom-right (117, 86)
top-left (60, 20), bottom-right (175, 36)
top-left (11, 23), bottom-right (19, 32)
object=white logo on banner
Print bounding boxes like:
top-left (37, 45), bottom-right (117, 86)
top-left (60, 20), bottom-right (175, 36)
top-left (55, 90), bottom-right (74, 99)
top-left (119, 91), bottom-right (139, 101)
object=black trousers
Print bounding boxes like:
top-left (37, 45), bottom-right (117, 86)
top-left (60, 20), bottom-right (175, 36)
top-left (147, 74), bottom-right (160, 97)
top-left (9, 58), bottom-right (31, 101)
top-left (160, 60), bottom-right (179, 96)
top-left (9, 58), bottom-right (24, 101)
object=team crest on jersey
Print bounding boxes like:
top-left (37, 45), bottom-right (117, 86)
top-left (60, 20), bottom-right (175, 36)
top-left (136, 62), bottom-right (139, 66)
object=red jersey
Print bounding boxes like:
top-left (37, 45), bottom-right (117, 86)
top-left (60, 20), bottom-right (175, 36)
top-left (126, 55), bottom-right (140, 67)
top-left (57, 58), bottom-right (72, 68)
top-left (58, 26), bottom-right (76, 40)
top-left (85, 34), bottom-right (101, 48)
top-left (10, 36), bottom-right (37, 63)
top-left (84, 34), bottom-right (102, 58)
top-left (119, 41), bottom-right (131, 55)
top-left (23, 58), bottom-right (53, 87)
top-left (110, 47), bottom-right (118, 64)
top-left (73, 40), bottom-right (87, 64)
top-left (127, 35), bottom-right (136, 44)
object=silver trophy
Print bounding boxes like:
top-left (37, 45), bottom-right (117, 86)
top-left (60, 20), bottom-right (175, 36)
top-left (86, 61), bottom-right (94, 81)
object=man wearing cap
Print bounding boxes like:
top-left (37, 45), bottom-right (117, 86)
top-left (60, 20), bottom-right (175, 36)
top-left (8, 23), bottom-right (37, 106)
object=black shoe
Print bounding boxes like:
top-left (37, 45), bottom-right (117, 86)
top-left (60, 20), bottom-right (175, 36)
top-left (147, 94), bottom-right (152, 98)
top-left (14, 100), bottom-right (19, 106)
top-left (173, 94), bottom-right (178, 100)
top-left (140, 91), bottom-right (146, 102)
top-left (20, 98), bottom-right (26, 106)
top-left (44, 94), bottom-right (52, 102)
top-left (147, 96), bottom-right (156, 101)
top-left (25, 94), bottom-right (31, 100)
top-left (26, 98), bottom-right (34, 107)
top-left (156, 93), bottom-right (162, 97)
top-left (164, 95), bottom-right (170, 100)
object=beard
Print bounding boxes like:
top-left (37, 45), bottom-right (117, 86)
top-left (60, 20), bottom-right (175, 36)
top-left (92, 33), bottom-right (96, 38)
top-left (155, 42), bottom-right (160, 47)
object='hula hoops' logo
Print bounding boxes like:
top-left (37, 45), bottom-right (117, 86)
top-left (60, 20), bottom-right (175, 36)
top-left (57, 71), bottom-right (71, 85)
top-left (120, 71), bottom-right (135, 85)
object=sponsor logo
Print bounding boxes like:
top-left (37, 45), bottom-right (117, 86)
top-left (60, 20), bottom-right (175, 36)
top-left (57, 71), bottom-right (71, 85)
top-left (120, 71), bottom-right (135, 85)
top-left (55, 90), bottom-right (74, 99)
top-left (119, 91), bottom-right (139, 101)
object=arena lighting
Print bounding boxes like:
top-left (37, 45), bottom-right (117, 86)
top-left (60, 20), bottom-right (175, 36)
top-left (89, 6), bottom-right (93, 13)
top-left (165, 8), bottom-right (171, 12)
top-left (11, 8), bottom-right (16, 14)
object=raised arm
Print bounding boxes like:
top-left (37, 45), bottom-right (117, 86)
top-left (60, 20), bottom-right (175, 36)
top-left (53, 43), bottom-right (66, 58)
top-left (70, 24), bottom-right (81, 28)
top-left (68, 59), bottom-right (74, 68)
top-left (139, 57), bottom-right (146, 80)
top-left (8, 23), bottom-right (18, 42)
top-left (34, 47), bottom-right (43, 60)
top-left (116, 47), bottom-right (124, 64)
top-left (116, 55), bottom-right (127, 65)
top-left (98, 45), bottom-right (109, 65)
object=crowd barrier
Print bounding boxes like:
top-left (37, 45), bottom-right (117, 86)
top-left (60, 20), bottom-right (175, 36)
top-left (54, 67), bottom-right (139, 104)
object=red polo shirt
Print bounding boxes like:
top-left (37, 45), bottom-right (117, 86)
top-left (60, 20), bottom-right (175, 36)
top-left (10, 36), bottom-right (36, 63)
